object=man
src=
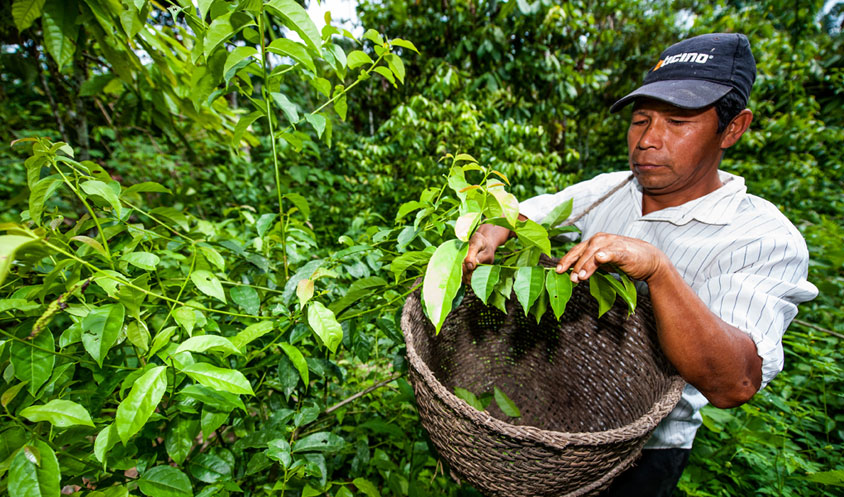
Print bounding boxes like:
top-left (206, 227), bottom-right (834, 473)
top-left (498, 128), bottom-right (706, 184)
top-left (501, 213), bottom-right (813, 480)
top-left (462, 33), bottom-right (818, 496)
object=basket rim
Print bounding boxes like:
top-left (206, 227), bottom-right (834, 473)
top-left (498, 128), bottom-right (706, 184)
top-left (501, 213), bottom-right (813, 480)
top-left (401, 288), bottom-right (686, 451)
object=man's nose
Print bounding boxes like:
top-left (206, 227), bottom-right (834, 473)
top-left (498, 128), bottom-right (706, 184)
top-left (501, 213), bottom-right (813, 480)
top-left (637, 120), bottom-right (664, 149)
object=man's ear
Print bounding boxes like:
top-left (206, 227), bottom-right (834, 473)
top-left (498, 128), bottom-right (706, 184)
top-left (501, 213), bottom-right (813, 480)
top-left (720, 109), bottom-right (753, 149)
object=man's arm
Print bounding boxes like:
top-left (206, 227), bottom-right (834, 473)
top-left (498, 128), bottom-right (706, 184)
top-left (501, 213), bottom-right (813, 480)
top-left (557, 233), bottom-right (762, 408)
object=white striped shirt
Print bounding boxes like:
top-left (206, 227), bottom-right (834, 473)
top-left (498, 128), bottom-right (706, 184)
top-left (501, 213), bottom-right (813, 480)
top-left (520, 170), bottom-right (818, 449)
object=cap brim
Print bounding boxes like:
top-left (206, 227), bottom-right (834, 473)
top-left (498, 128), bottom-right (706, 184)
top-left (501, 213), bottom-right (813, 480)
top-left (610, 79), bottom-right (733, 113)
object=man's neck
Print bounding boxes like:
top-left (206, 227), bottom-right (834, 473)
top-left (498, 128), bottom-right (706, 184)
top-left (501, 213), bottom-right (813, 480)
top-left (641, 171), bottom-right (724, 215)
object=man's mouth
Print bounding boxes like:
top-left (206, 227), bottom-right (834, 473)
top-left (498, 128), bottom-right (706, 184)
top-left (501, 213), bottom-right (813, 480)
top-left (633, 163), bottom-right (665, 171)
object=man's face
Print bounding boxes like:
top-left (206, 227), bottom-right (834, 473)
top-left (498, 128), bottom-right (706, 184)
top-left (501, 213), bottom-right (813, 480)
top-left (627, 99), bottom-right (725, 202)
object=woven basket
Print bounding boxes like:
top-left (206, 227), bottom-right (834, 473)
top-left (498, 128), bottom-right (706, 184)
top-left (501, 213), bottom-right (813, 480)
top-left (401, 268), bottom-right (685, 497)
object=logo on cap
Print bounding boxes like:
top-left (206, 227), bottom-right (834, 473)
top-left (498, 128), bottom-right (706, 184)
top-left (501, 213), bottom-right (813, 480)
top-left (653, 52), bottom-right (715, 71)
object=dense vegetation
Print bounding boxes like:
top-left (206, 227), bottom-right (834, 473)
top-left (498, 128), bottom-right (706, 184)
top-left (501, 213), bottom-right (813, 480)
top-left (0, 0), bottom-right (842, 496)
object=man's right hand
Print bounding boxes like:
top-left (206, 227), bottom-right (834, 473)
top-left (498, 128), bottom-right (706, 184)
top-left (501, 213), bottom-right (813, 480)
top-left (462, 223), bottom-right (514, 282)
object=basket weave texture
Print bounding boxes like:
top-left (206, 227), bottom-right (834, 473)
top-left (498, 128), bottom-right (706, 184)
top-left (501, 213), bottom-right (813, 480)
top-left (401, 270), bottom-right (685, 497)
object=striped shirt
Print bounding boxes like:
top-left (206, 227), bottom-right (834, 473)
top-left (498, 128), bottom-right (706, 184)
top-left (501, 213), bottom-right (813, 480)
top-left (520, 170), bottom-right (818, 449)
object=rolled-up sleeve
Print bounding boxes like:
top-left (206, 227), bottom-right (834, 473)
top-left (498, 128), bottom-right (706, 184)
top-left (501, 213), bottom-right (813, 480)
top-left (695, 237), bottom-right (818, 388)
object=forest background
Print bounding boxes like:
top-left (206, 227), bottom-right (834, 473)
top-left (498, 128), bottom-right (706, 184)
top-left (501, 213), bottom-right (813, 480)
top-left (0, 0), bottom-right (842, 496)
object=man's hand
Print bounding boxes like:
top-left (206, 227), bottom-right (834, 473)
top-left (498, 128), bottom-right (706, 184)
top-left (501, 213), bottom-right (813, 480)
top-left (462, 223), bottom-right (514, 283)
top-left (556, 232), bottom-right (669, 283)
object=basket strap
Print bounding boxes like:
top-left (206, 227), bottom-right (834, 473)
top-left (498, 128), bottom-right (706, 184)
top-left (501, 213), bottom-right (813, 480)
top-left (562, 173), bottom-right (634, 227)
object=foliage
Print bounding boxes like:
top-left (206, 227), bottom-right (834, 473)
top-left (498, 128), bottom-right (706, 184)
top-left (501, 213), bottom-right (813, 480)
top-left (0, 0), bottom-right (842, 496)
top-left (417, 154), bottom-right (637, 334)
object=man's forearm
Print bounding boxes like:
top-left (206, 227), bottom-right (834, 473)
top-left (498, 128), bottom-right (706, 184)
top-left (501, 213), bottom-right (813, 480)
top-left (646, 263), bottom-right (762, 408)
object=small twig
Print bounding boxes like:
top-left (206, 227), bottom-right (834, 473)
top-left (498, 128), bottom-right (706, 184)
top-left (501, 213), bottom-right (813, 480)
top-left (325, 372), bottom-right (402, 415)
top-left (793, 319), bottom-right (844, 340)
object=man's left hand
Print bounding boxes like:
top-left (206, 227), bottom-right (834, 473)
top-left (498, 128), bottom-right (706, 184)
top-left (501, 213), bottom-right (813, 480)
top-left (556, 232), bottom-right (669, 283)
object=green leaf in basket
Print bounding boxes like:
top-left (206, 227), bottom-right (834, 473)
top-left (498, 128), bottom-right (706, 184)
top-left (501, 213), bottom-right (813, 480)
top-left (513, 267), bottom-right (544, 316)
top-left (493, 386), bottom-right (520, 418)
top-left (470, 265), bottom-right (500, 305)
top-left (454, 387), bottom-right (484, 411)
top-left (545, 269), bottom-right (573, 320)
top-left (589, 273), bottom-right (617, 318)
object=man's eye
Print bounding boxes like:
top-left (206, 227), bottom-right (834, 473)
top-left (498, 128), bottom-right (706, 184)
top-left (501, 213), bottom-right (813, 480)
top-left (668, 119), bottom-right (688, 125)
top-left (631, 120), bottom-right (647, 125)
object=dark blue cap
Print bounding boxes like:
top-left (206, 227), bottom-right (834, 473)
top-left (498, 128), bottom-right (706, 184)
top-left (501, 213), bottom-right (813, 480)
top-left (610, 33), bottom-right (757, 113)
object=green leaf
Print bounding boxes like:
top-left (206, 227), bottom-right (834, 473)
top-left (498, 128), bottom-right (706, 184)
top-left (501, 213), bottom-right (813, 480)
top-left (224, 46), bottom-right (257, 77)
top-left (270, 92), bottom-right (299, 125)
top-left (138, 466), bottom-right (193, 497)
top-left (29, 175), bottom-right (62, 225)
top-left (292, 432), bottom-right (345, 453)
top-left (176, 335), bottom-right (241, 356)
top-left (514, 219), bottom-right (552, 256)
top-left (190, 270), bottom-right (226, 303)
top-left (126, 320), bottom-right (150, 353)
top-left (115, 366), bottom-right (167, 444)
top-left (454, 212), bottom-right (481, 242)
top-left (267, 38), bottom-right (316, 73)
top-left (20, 399), bottom-right (94, 428)
top-left (2, 381), bottom-right (28, 407)
top-left (166, 417), bottom-right (199, 466)
top-left (545, 270), bottom-right (573, 320)
top-left (470, 265), bottom-right (500, 305)
top-left (149, 206), bottom-right (190, 231)
top-left (389, 38), bottom-right (419, 53)
top-left (266, 438), bottom-right (292, 468)
top-left (189, 452), bottom-right (232, 484)
top-left (12, 0), bottom-right (46, 32)
top-left (121, 251), bottom-right (160, 271)
top-left (11, 326), bottom-right (55, 397)
top-left (181, 363), bottom-right (254, 395)
top-left (148, 326), bottom-right (177, 359)
top-left (283, 192), bottom-right (311, 220)
top-left (80, 180), bottom-right (122, 217)
top-left (42, 0), bottom-right (78, 69)
top-left (296, 279), bottom-right (314, 309)
top-left (589, 274), bottom-right (617, 318)
top-left (305, 113), bottom-right (326, 139)
top-left (422, 240), bottom-right (468, 334)
top-left (70, 235), bottom-right (107, 258)
top-left (802, 469), bottom-right (844, 487)
top-left (363, 28), bottom-right (384, 46)
top-left (307, 301), bottom-right (343, 353)
top-left (493, 386), bottom-right (521, 418)
top-left (513, 267), bottom-right (544, 316)
top-left (542, 198), bottom-right (573, 228)
top-left (280, 342), bottom-right (309, 388)
top-left (373, 66), bottom-right (396, 86)
top-left (8, 440), bottom-right (60, 497)
top-left (454, 387), bottom-right (484, 411)
top-left (384, 53), bottom-right (405, 84)
top-left (265, 0), bottom-right (322, 53)
top-left (82, 304), bottom-right (125, 368)
top-left (230, 320), bottom-right (274, 350)
top-left (230, 285), bottom-right (260, 315)
top-left (352, 478), bottom-right (380, 497)
top-left (232, 111), bottom-right (263, 146)
top-left (328, 276), bottom-right (386, 316)
top-left (389, 250), bottom-right (432, 282)
top-left (1, 234), bottom-right (39, 285)
top-left (94, 423), bottom-right (119, 464)
top-left (122, 182), bottom-right (171, 196)
top-left (199, 245), bottom-right (225, 271)
top-left (333, 84), bottom-right (348, 121)
top-left (178, 385), bottom-right (245, 412)
top-left (347, 50), bottom-right (373, 69)
top-left (597, 272), bottom-right (637, 316)
top-left (172, 306), bottom-right (196, 336)
top-left (486, 189), bottom-right (520, 228)
top-left (204, 11), bottom-right (254, 57)
top-left (310, 77), bottom-right (331, 97)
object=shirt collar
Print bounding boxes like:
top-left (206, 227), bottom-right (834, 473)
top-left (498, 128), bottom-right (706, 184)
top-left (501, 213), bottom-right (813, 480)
top-left (629, 170), bottom-right (747, 225)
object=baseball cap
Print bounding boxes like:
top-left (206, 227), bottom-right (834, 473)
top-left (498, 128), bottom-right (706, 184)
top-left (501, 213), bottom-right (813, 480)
top-left (610, 33), bottom-right (756, 113)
